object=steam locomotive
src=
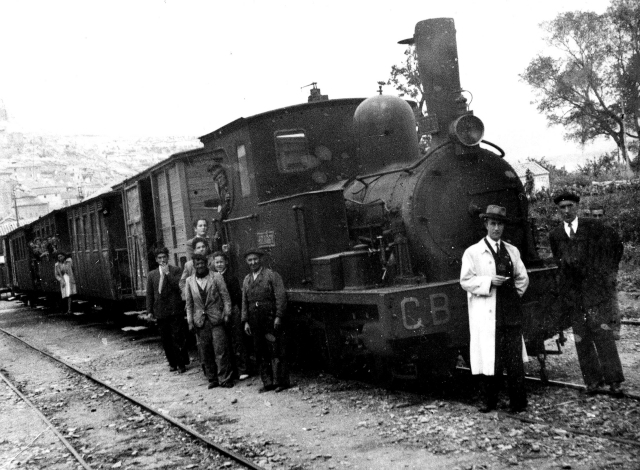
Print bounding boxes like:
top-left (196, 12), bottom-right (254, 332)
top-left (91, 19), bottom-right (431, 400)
top-left (3, 18), bottom-right (559, 380)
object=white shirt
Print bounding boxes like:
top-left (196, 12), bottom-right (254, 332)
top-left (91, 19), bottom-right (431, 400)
top-left (564, 217), bottom-right (578, 238)
top-left (195, 275), bottom-right (209, 290)
top-left (252, 268), bottom-right (262, 281)
top-left (485, 236), bottom-right (502, 253)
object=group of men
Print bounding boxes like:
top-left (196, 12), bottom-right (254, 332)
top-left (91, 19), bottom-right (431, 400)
top-left (461, 194), bottom-right (625, 413)
top-left (146, 218), bottom-right (290, 393)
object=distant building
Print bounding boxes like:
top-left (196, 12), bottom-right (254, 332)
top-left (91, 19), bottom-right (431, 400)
top-left (511, 161), bottom-right (550, 193)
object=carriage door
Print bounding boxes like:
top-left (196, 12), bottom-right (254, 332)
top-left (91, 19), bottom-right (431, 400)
top-left (124, 182), bottom-right (149, 296)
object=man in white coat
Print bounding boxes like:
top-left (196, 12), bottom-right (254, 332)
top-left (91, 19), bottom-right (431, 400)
top-left (460, 205), bottom-right (530, 413)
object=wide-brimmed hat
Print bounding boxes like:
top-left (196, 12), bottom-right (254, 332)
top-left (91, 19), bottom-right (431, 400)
top-left (244, 248), bottom-right (265, 258)
top-left (479, 205), bottom-right (510, 222)
top-left (553, 192), bottom-right (580, 205)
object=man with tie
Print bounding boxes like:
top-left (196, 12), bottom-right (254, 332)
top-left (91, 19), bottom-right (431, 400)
top-left (146, 246), bottom-right (188, 373)
top-left (549, 192), bottom-right (625, 395)
top-left (460, 205), bottom-right (530, 413)
top-left (241, 248), bottom-right (289, 393)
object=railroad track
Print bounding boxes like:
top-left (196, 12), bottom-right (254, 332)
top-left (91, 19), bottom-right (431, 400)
top-left (0, 327), bottom-right (265, 470)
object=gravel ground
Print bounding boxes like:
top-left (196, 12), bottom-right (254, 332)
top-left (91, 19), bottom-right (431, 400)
top-left (1, 298), bottom-right (640, 470)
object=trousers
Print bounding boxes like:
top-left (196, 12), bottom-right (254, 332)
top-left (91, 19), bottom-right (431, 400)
top-left (572, 312), bottom-right (624, 386)
top-left (249, 308), bottom-right (289, 387)
top-left (196, 318), bottom-right (232, 385)
top-left (157, 316), bottom-right (188, 369)
top-left (226, 305), bottom-right (248, 376)
top-left (481, 326), bottom-right (527, 409)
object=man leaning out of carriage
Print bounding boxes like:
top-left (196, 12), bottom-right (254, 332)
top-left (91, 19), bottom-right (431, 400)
top-left (460, 205), bottom-right (530, 413)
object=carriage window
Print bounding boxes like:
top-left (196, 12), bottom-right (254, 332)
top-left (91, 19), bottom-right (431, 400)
top-left (237, 144), bottom-right (251, 197)
top-left (83, 215), bottom-right (90, 251)
top-left (90, 212), bottom-right (97, 250)
top-left (274, 130), bottom-right (319, 173)
top-left (75, 217), bottom-right (81, 251)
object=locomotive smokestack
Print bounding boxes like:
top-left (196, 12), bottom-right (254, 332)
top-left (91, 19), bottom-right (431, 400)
top-left (412, 18), bottom-right (467, 143)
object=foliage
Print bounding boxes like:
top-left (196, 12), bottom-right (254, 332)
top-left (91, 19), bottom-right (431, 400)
top-left (387, 46), bottom-right (425, 113)
top-left (576, 151), bottom-right (636, 179)
top-left (520, 1), bottom-right (640, 164)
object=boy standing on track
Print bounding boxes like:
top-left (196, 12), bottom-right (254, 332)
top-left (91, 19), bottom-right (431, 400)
top-left (146, 246), bottom-right (189, 374)
top-left (212, 251), bottom-right (250, 381)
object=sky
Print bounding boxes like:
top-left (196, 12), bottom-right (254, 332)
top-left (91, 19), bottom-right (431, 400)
top-left (0, 0), bottom-right (615, 170)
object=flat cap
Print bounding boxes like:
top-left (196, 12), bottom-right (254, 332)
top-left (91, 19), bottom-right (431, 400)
top-left (553, 192), bottom-right (580, 205)
top-left (244, 247), bottom-right (265, 258)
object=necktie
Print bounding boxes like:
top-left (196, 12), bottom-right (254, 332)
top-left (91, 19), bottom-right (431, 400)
top-left (158, 269), bottom-right (164, 294)
top-left (569, 225), bottom-right (575, 239)
top-left (495, 242), bottom-right (500, 253)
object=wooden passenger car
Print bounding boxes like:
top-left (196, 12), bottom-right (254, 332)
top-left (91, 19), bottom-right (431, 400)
top-left (115, 146), bottom-right (221, 298)
top-left (6, 226), bottom-right (35, 294)
top-left (65, 189), bottom-right (134, 305)
top-left (30, 211), bottom-right (71, 296)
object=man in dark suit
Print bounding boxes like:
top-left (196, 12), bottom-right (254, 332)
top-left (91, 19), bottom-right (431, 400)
top-left (146, 246), bottom-right (189, 373)
top-left (549, 192), bottom-right (624, 395)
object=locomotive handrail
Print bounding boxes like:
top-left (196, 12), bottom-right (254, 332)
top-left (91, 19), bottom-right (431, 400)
top-left (355, 141), bottom-right (452, 184)
top-left (480, 139), bottom-right (505, 158)
top-left (221, 213), bottom-right (258, 224)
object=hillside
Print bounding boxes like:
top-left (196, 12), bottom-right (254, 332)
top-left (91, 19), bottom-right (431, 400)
top-left (0, 132), bottom-right (201, 221)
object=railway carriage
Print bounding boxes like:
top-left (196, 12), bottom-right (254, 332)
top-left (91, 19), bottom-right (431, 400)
top-left (29, 211), bottom-right (71, 298)
top-left (6, 225), bottom-right (35, 297)
top-left (64, 190), bottom-right (134, 308)
top-left (115, 146), bottom-right (225, 299)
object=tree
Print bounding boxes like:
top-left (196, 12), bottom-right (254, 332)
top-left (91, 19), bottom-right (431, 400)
top-left (387, 46), bottom-right (426, 114)
top-left (520, 1), bottom-right (640, 167)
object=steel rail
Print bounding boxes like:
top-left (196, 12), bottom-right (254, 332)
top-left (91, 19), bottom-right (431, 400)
top-left (0, 370), bottom-right (94, 469)
top-left (457, 366), bottom-right (640, 401)
top-left (0, 327), bottom-right (265, 470)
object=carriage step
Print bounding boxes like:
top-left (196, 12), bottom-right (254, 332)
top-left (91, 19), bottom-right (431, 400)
top-left (124, 310), bottom-right (147, 316)
top-left (121, 326), bottom-right (149, 332)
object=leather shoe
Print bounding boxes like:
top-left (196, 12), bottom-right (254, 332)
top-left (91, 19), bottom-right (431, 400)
top-left (220, 382), bottom-right (234, 388)
top-left (610, 382), bottom-right (624, 396)
top-left (258, 385), bottom-right (276, 393)
top-left (585, 382), bottom-right (601, 395)
top-left (274, 385), bottom-right (290, 393)
top-left (169, 366), bottom-right (178, 372)
top-left (208, 381), bottom-right (219, 389)
top-left (178, 366), bottom-right (187, 374)
top-left (478, 401), bottom-right (496, 413)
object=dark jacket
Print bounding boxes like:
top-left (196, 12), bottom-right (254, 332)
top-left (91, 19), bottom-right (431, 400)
top-left (221, 269), bottom-right (242, 308)
top-left (146, 265), bottom-right (184, 319)
top-left (549, 217), bottom-right (623, 319)
top-left (241, 268), bottom-right (287, 323)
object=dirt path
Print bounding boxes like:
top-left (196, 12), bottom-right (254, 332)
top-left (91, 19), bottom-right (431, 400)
top-left (2, 299), bottom-right (640, 469)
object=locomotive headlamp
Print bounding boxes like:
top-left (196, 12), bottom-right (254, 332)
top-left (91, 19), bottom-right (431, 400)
top-left (449, 114), bottom-right (484, 147)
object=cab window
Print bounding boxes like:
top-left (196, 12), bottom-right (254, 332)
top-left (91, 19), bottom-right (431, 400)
top-left (274, 129), bottom-right (319, 173)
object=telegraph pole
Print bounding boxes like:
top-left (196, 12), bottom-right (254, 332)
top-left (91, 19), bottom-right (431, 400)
top-left (11, 183), bottom-right (20, 227)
